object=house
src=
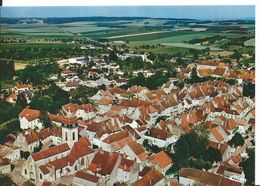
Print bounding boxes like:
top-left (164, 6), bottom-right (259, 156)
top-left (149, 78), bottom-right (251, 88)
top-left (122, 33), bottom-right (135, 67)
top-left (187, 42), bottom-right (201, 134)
top-left (117, 156), bottom-right (139, 184)
top-left (209, 125), bottom-right (230, 143)
top-left (61, 70), bottom-right (77, 78)
top-left (6, 93), bottom-right (17, 103)
top-left (98, 98), bottom-right (113, 114)
top-left (132, 168), bottom-right (165, 186)
top-left (63, 81), bottom-right (79, 91)
top-left (69, 56), bottom-right (89, 66)
top-left (73, 170), bottom-right (100, 186)
top-left (148, 151), bottom-right (173, 175)
top-left (144, 128), bottom-right (176, 148)
top-left (13, 84), bottom-right (33, 93)
top-left (19, 108), bottom-right (43, 130)
top-left (216, 161), bottom-right (246, 184)
top-left (76, 104), bottom-right (97, 120)
top-left (0, 158), bottom-right (11, 174)
top-left (179, 168), bottom-right (242, 186)
top-left (14, 128), bottom-right (62, 153)
top-left (119, 139), bottom-right (148, 164)
top-left (88, 150), bottom-right (121, 186)
top-left (14, 130), bottom-right (41, 153)
top-left (0, 144), bottom-right (20, 163)
top-left (100, 130), bottom-right (132, 152)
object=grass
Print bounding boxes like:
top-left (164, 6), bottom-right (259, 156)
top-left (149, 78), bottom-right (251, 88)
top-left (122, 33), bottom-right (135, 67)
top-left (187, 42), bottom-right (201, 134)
top-left (127, 32), bottom-right (238, 46)
top-left (161, 43), bottom-right (222, 50)
top-left (131, 45), bottom-right (191, 55)
top-left (1, 43), bottom-right (74, 49)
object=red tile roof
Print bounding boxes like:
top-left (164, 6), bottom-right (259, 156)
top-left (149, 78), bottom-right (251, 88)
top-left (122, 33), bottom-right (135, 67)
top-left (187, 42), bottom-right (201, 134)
top-left (99, 98), bottom-right (113, 105)
top-left (39, 165), bottom-right (50, 175)
top-left (68, 139), bottom-right (93, 163)
top-left (88, 150), bottom-right (119, 175)
top-left (149, 151), bottom-right (172, 169)
top-left (75, 171), bottom-right (99, 183)
top-left (15, 84), bottom-right (33, 89)
top-left (103, 130), bottom-right (129, 144)
top-left (19, 108), bottom-right (40, 122)
top-left (132, 168), bottom-right (164, 186)
top-left (211, 127), bottom-right (224, 142)
top-left (62, 103), bottom-right (79, 114)
top-left (32, 143), bottom-right (70, 161)
top-left (147, 128), bottom-right (172, 140)
top-left (118, 157), bottom-right (135, 172)
top-left (179, 168), bottom-right (242, 186)
top-left (25, 130), bottom-right (40, 144)
top-left (127, 140), bottom-right (148, 161)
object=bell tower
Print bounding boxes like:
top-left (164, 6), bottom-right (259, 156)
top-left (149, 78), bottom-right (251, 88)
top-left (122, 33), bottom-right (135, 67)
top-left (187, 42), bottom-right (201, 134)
top-left (61, 112), bottom-right (78, 147)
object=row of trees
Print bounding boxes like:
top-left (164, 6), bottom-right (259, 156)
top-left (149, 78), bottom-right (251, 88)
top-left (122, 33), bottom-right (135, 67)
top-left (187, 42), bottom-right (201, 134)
top-left (125, 71), bottom-right (172, 90)
top-left (16, 61), bottom-right (60, 86)
top-left (29, 83), bottom-right (70, 114)
top-left (0, 60), bottom-right (15, 80)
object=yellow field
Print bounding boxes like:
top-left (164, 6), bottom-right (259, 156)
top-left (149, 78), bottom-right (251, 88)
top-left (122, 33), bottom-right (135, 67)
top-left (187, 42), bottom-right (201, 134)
top-left (15, 62), bottom-right (27, 70)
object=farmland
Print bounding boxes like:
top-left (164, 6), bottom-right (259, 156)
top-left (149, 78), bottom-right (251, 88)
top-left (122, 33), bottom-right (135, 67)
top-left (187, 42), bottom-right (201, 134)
top-left (0, 17), bottom-right (255, 60)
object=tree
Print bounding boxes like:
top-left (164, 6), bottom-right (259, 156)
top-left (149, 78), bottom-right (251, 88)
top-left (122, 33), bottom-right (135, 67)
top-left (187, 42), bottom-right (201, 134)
top-left (109, 50), bottom-right (118, 62)
top-left (228, 132), bottom-right (245, 147)
top-left (239, 148), bottom-right (255, 185)
top-left (33, 141), bottom-right (43, 153)
top-left (39, 110), bottom-right (52, 129)
top-left (232, 50), bottom-right (242, 61)
top-left (243, 82), bottom-right (255, 98)
top-left (202, 147), bottom-right (222, 163)
top-left (69, 85), bottom-right (98, 104)
top-left (16, 93), bottom-right (28, 109)
top-left (190, 67), bottom-right (199, 79)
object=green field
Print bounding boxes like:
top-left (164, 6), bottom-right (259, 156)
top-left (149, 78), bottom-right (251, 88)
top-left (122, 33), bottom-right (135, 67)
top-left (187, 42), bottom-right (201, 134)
top-left (161, 43), bottom-right (222, 50)
top-left (0, 18), bottom-right (254, 57)
top-left (130, 45), bottom-right (192, 55)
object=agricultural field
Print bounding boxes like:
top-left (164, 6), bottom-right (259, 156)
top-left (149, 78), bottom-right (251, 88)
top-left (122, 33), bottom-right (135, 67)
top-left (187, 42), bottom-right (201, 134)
top-left (0, 17), bottom-right (255, 59)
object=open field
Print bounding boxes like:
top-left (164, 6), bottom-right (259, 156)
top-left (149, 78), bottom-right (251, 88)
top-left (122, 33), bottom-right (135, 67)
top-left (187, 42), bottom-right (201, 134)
top-left (15, 62), bottom-right (27, 70)
top-left (0, 17), bottom-right (254, 60)
top-left (161, 43), bottom-right (222, 50)
top-left (105, 30), bottom-right (170, 39)
top-left (130, 45), bottom-right (192, 55)
top-left (244, 38), bottom-right (255, 46)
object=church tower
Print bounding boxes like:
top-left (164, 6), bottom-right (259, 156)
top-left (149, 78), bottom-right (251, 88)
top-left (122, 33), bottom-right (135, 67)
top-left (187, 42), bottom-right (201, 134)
top-left (61, 110), bottom-right (78, 147)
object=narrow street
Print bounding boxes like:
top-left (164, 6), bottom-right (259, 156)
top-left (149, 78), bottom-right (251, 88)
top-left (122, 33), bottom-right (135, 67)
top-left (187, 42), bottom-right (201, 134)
top-left (10, 159), bottom-right (27, 186)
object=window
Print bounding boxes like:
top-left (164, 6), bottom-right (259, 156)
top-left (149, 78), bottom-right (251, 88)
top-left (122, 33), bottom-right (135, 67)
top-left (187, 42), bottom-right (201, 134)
top-left (40, 174), bottom-right (42, 179)
top-left (75, 165), bottom-right (77, 171)
top-left (81, 158), bottom-right (84, 165)
top-left (72, 132), bottom-right (75, 140)
top-left (65, 132), bottom-right (68, 141)
top-left (24, 169), bottom-right (27, 175)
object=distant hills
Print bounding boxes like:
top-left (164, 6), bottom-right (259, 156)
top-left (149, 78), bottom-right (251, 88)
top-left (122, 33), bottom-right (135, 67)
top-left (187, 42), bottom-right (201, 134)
top-left (0, 17), bottom-right (255, 25)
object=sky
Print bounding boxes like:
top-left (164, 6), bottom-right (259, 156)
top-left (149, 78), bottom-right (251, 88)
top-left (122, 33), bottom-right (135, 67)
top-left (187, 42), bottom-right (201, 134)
top-left (0, 6), bottom-right (255, 20)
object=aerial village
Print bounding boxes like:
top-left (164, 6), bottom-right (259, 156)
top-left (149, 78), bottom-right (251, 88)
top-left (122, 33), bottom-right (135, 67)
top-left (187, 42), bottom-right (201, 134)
top-left (0, 42), bottom-right (255, 186)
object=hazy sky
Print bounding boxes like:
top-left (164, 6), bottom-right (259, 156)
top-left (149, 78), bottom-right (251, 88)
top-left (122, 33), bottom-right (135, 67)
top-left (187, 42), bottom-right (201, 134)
top-left (0, 6), bottom-right (255, 20)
